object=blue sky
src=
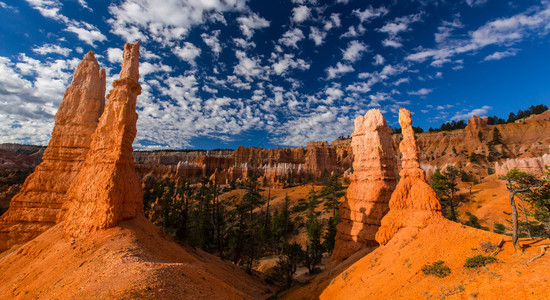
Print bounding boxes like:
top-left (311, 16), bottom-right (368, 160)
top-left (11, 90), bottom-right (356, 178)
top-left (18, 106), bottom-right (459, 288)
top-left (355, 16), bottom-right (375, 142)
top-left (0, 0), bottom-right (549, 150)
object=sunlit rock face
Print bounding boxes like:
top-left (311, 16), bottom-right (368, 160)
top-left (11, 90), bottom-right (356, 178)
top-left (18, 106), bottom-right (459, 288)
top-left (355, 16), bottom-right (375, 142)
top-left (375, 108), bottom-right (443, 246)
top-left (0, 51), bottom-right (106, 251)
top-left (61, 42), bottom-right (144, 237)
top-left (330, 109), bottom-right (397, 265)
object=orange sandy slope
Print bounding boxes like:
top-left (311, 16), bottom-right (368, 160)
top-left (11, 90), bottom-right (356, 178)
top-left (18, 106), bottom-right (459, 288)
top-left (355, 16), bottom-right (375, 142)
top-left (316, 220), bottom-right (549, 299)
top-left (0, 215), bottom-right (270, 299)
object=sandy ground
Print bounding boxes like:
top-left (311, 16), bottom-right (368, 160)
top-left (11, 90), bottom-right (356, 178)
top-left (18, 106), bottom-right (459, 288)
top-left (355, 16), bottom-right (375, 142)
top-left (0, 215), bottom-right (272, 299)
top-left (284, 220), bottom-right (550, 299)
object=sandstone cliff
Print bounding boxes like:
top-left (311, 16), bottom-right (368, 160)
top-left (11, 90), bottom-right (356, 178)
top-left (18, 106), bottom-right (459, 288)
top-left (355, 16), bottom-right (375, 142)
top-left (61, 42), bottom-right (143, 237)
top-left (375, 108), bottom-right (443, 245)
top-left (330, 109), bottom-right (396, 265)
top-left (0, 51), bottom-right (105, 251)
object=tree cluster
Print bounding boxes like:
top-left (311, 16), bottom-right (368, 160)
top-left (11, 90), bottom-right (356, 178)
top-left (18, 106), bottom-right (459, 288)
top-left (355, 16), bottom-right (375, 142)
top-left (142, 173), bottom-right (346, 289)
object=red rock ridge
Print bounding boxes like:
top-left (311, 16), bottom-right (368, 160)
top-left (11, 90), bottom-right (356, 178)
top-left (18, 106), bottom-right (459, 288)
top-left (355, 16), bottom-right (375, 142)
top-left (0, 51), bottom-right (105, 251)
top-left (61, 42), bottom-right (143, 237)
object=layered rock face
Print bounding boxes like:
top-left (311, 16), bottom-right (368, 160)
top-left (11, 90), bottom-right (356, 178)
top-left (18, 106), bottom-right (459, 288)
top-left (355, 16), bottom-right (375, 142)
top-left (61, 42), bottom-right (143, 237)
top-left (0, 52), bottom-right (105, 251)
top-left (330, 109), bottom-right (397, 264)
top-left (375, 108), bottom-right (443, 245)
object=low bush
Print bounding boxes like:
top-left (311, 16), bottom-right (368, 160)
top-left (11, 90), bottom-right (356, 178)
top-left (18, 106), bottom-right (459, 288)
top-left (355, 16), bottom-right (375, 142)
top-left (421, 261), bottom-right (451, 278)
top-left (464, 255), bottom-right (496, 268)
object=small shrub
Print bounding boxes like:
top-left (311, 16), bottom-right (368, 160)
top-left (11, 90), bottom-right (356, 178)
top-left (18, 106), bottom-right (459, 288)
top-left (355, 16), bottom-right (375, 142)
top-left (464, 255), bottom-right (496, 268)
top-left (493, 223), bottom-right (506, 234)
top-left (421, 261), bottom-right (451, 278)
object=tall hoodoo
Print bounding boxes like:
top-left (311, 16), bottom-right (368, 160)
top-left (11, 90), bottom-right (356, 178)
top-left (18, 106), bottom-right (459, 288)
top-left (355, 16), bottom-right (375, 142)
top-left (0, 51), bottom-right (106, 251)
top-left (61, 42), bottom-right (143, 237)
top-left (330, 109), bottom-right (397, 264)
top-left (375, 108), bottom-right (443, 245)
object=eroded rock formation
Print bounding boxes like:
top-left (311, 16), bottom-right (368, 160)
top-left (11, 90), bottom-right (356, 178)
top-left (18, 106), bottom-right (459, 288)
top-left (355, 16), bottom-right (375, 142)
top-left (0, 52), bottom-right (105, 251)
top-left (330, 109), bottom-right (397, 264)
top-left (375, 108), bottom-right (443, 245)
top-left (61, 42), bottom-right (143, 237)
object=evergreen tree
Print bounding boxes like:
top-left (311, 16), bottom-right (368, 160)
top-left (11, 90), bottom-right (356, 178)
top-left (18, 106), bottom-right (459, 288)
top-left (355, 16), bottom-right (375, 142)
top-left (492, 127), bottom-right (503, 145)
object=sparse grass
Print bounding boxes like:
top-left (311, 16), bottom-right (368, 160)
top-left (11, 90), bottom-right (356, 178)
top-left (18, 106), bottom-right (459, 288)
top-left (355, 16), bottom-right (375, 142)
top-left (479, 241), bottom-right (498, 253)
top-left (464, 255), bottom-right (496, 268)
top-left (421, 261), bottom-right (451, 278)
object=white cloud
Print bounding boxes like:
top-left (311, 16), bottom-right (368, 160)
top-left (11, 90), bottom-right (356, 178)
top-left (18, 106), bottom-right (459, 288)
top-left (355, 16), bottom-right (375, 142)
top-left (78, 0), bottom-right (92, 11)
top-left (108, 0), bottom-right (247, 44)
top-left (65, 21), bottom-right (107, 46)
top-left (326, 62), bottom-right (354, 79)
top-left (342, 40), bottom-right (368, 62)
top-left (25, 0), bottom-right (68, 22)
top-left (353, 6), bottom-right (388, 23)
top-left (408, 88), bottom-right (432, 96)
top-left (107, 48), bottom-right (122, 63)
top-left (382, 38), bottom-right (403, 48)
top-left (173, 42), bottom-right (201, 66)
top-left (452, 105), bottom-right (492, 120)
top-left (324, 13), bottom-right (341, 31)
top-left (234, 50), bottom-right (268, 81)
top-left (407, 4), bottom-right (550, 66)
top-left (373, 54), bottom-right (385, 65)
top-left (32, 44), bottom-right (71, 56)
top-left (237, 12), bottom-right (270, 39)
top-left (271, 53), bottom-right (310, 75)
top-left (483, 50), bottom-right (518, 61)
top-left (466, 0), bottom-right (487, 7)
top-left (278, 28), bottom-right (305, 49)
top-left (292, 5), bottom-right (311, 23)
top-left (309, 27), bottom-right (326, 46)
top-left (201, 30), bottom-right (222, 56)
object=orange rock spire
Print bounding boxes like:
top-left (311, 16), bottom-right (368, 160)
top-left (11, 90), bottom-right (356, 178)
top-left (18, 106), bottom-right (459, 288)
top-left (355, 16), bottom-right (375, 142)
top-left (61, 42), bottom-right (143, 237)
top-left (330, 109), bottom-right (397, 264)
top-left (375, 108), bottom-right (443, 245)
top-left (0, 51), bottom-right (106, 251)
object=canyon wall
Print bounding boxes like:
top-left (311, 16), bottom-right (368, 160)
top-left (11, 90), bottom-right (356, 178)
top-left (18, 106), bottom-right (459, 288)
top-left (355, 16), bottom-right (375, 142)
top-left (0, 51), bottom-right (105, 251)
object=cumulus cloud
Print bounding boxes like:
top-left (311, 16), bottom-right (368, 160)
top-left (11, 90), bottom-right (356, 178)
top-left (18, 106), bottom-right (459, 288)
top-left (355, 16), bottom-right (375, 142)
top-left (32, 44), bottom-right (71, 56)
top-left (173, 42), bottom-right (201, 66)
top-left (201, 30), bottom-right (222, 56)
top-left (108, 0), bottom-right (247, 44)
top-left (407, 4), bottom-right (550, 66)
top-left (326, 62), bottom-right (354, 79)
top-left (309, 26), bottom-right (326, 46)
top-left (292, 5), bottom-right (311, 23)
top-left (353, 6), bottom-right (388, 23)
top-left (278, 28), bottom-right (305, 48)
top-left (483, 50), bottom-right (518, 61)
top-left (342, 40), bottom-right (368, 62)
top-left (237, 12), bottom-right (270, 40)
top-left (373, 54), bottom-right (385, 65)
top-left (106, 47), bottom-right (124, 63)
top-left (65, 21), bottom-right (107, 46)
top-left (271, 53), bottom-right (310, 75)
top-left (408, 88), bottom-right (432, 95)
top-left (452, 105), bottom-right (492, 120)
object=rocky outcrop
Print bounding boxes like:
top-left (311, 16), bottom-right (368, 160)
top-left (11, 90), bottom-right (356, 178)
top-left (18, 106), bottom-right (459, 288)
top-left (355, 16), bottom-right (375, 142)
top-left (61, 42), bottom-right (143, 237)
top-left (330, 109), bottom-right (397, 264)
top-left (495, 154), bottom-right (550, 175)
top-left (0, 52), bottom-right (105, 251)
top-left (465, 115), bottom-right (489, 137)
top-left (376, 108), bottom-right (443, 245)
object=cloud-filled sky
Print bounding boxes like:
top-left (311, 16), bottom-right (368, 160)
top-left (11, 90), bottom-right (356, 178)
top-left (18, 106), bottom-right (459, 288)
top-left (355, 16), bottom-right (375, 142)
top-left (1, 0), bottom-right (549, 149)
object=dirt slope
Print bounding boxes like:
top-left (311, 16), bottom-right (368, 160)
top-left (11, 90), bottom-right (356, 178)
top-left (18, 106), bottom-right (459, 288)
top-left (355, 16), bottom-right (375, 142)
top-left (316, 221), bottom-right (549, 299)
top-left (0, 215), bottom-right (270, 299)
